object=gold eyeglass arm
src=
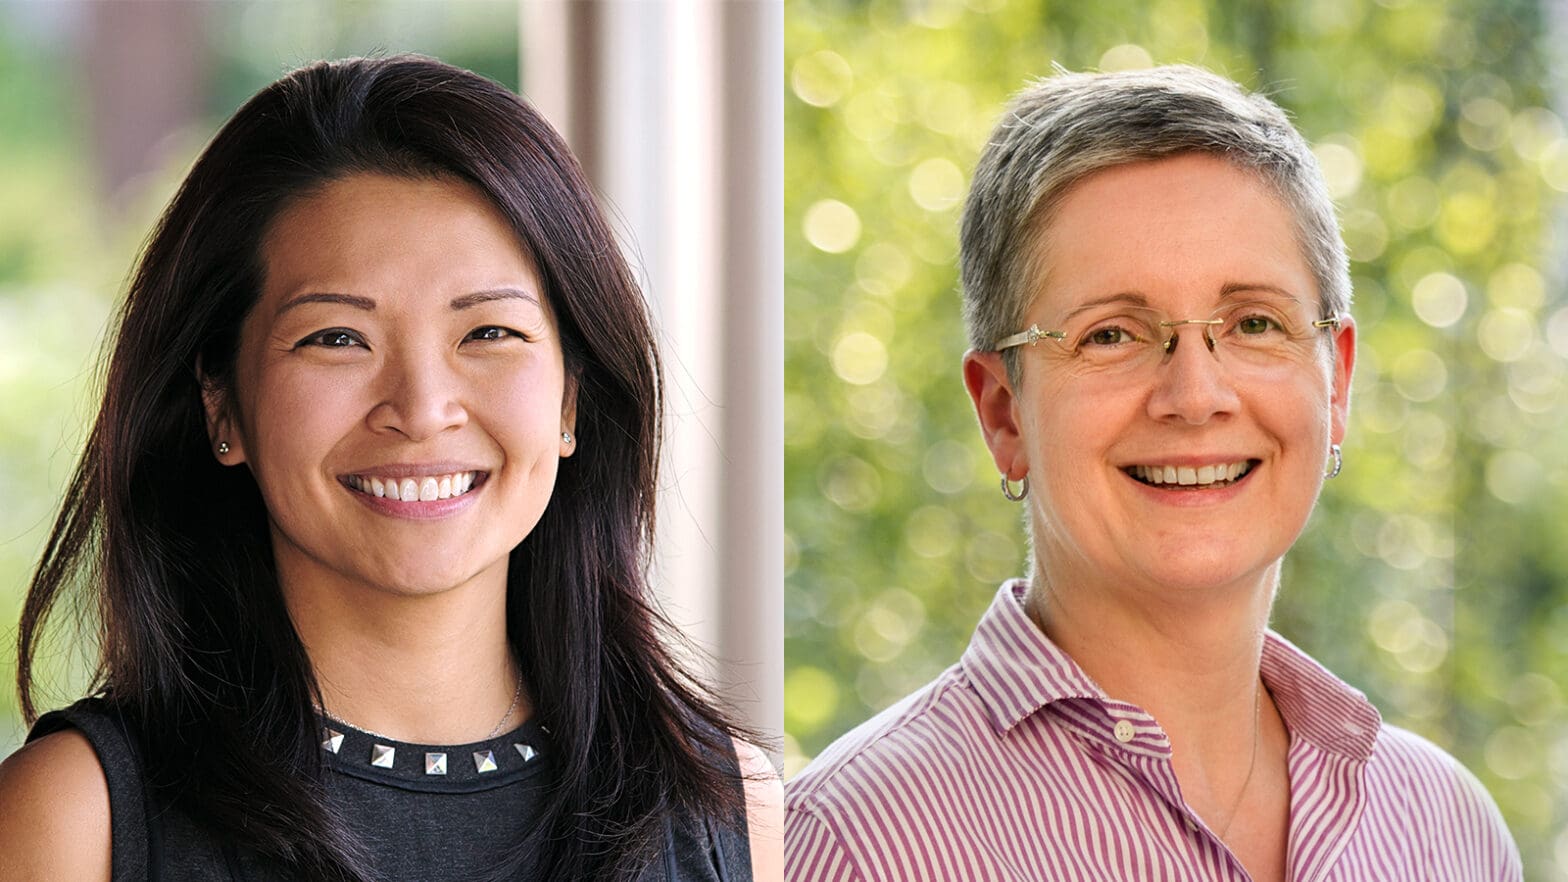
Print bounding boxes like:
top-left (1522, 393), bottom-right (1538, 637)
top-left (993, 324), bottom-right (1067, 352)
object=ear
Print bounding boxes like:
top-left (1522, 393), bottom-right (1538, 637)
top-left (962, 350), bottom-right (1029, 481)
top-left (198, 370), bottom-right (248, 465)
top-left (559, 371), bottom-right (579, 458)
top-left (1327, 316), bottom-right (1356, 445)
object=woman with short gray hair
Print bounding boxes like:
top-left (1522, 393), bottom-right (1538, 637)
top-left (786, 65), bottom-right (1519, 882)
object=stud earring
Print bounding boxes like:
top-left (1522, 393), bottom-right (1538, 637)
top-left (217, 441), bottom-right (230, 455)
top-left (561, 431), bottom-right (574, 445)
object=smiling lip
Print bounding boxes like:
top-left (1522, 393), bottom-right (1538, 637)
top-left (1123, 458), bottom-right (1259, 490)
top-left (338, 463), bottom-right (491, 520)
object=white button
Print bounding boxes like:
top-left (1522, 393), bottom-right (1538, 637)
top-left (1113, 720), bottom-right (1135, 743)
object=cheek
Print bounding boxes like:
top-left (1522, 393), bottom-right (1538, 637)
top-left (1020, 385), bottom-right (1120, 526)
top-left (1278, 374), bottom-right (1336, 437)
top-left (240, 367), bottom-right (365, 486)
top-left (263, 371), bottom-right (359, 428)
top-left (1027, 382), bottom-right (1118, 462)
top-left (478, 365), bottom-right (567, 447)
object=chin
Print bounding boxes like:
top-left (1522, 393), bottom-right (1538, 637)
top-left (1151, 556), bottom-right (1281, 596)
top-left (363, 563), bottom-right (490, 597)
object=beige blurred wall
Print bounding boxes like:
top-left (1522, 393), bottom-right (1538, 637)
top-left (523, 1), bottom-right (784, 757)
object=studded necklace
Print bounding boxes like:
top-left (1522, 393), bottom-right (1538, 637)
top-left (317, 674), bottom-right (535, 776)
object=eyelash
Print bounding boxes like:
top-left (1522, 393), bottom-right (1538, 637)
top-left (464, 326), bottom-right (521, 343)
top-left (294, 326), bottom-right (525, 349)
top-left (297, 328), bottom-right (364, 349)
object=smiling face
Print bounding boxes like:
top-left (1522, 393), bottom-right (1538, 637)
top-left (965, 152), bottom-right (1355, 599)
top-left (206, 173), bottom-right (575, 598)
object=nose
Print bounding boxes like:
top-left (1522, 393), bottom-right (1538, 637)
top-left (1144, 326), bottom-right (1240, 425)
top-left (368, 345), bottom-right (468, 441)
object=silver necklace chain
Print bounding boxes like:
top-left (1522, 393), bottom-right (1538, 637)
top-left (484, 674), bottom-right (525, 740)
top-left (317, 674), bottom-right (523, 744)
top-left (1215, 680), bottom-right (1263, 840)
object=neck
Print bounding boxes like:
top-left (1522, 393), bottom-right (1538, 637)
top-left (278, 551), bottom-right (528, 745)
top-left (1028, 553), bottom-right (1276, 710)
top-left (1025, 555), bottom-right (1287, 817)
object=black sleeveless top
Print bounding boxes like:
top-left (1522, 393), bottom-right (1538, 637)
top-left (29, 699), bottom-right (751, 881)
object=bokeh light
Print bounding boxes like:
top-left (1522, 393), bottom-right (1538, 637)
top-left (803, 198), bottom-right (863, 253)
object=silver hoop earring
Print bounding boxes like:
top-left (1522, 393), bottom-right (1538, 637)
top-left (217, 441), bottom-right (230, 455)
top-left (1325, 443), bottom-right (1342, 479)
top-left (1000, 474), bottom-right (1029, 502)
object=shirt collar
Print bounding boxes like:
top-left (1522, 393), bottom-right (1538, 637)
top-left (959, 580), bottom-right (1106, 734)
top-left (1260, 630), bottom-right (1381, 759)
top-left (960, 580), bottom-right (1381, 760)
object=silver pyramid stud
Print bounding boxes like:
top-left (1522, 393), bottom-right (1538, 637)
top-left (473, 749), bottom-right (498, 773)
top-left (425, 752), bottom-right (447, 775)
top-left (514, 742), bottom-right (537, 762)
top-left (321, 728), bottom-right (344, 754)
top-left (370, 743), bottom-right (396, 768)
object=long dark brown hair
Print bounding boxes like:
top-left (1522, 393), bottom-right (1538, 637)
top-left (17, 54), bottom-right (748, 881)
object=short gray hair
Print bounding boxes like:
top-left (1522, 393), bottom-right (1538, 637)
top-left (959, 65), bottom-right (1351, 379)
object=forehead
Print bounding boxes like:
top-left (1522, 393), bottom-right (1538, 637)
top-left (259, 173), bottom-right (540, 305)
top-left (1029, 153), bottom-right (1313, 316)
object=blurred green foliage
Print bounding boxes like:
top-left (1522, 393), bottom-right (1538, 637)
top-left (785, 0), bottom-right (1568, 877)
top-left (0, 0), bottom-right (517, 753)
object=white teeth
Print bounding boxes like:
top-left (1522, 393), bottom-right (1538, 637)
top-left (349, 471), bottom-right (480, 502)
top-left (1131, 461), bottom-right (1252, 487)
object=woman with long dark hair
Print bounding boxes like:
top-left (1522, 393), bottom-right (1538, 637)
top-left (0, 55), bottom-right (778, 882)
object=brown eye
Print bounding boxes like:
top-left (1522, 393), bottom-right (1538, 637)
top-left (464, 326), bottom-right (517, 342)
top-left (297, 329), bottom-right (364, 348)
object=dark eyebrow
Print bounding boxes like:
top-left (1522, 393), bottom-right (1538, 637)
top-left (274, 288), bottom-right (541, 317)
top-left (276, 292), bottom-right (377, 316)
top-left (450, 288), bottom-right (540, 310)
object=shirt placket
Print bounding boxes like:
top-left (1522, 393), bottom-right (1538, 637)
top-left (1062, 700), bottom-right (1259, 882)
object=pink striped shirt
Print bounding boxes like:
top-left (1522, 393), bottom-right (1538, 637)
top-left (786, 581), bottom-right (1522, 881)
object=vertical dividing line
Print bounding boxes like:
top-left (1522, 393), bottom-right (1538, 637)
top-left (715, 0), bottom-right (785, 757)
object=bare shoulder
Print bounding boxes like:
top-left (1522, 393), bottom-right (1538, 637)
top-left (733, 737), bottom-right (782, 882)
top-left (0, 730), bottom-right (113, 882)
